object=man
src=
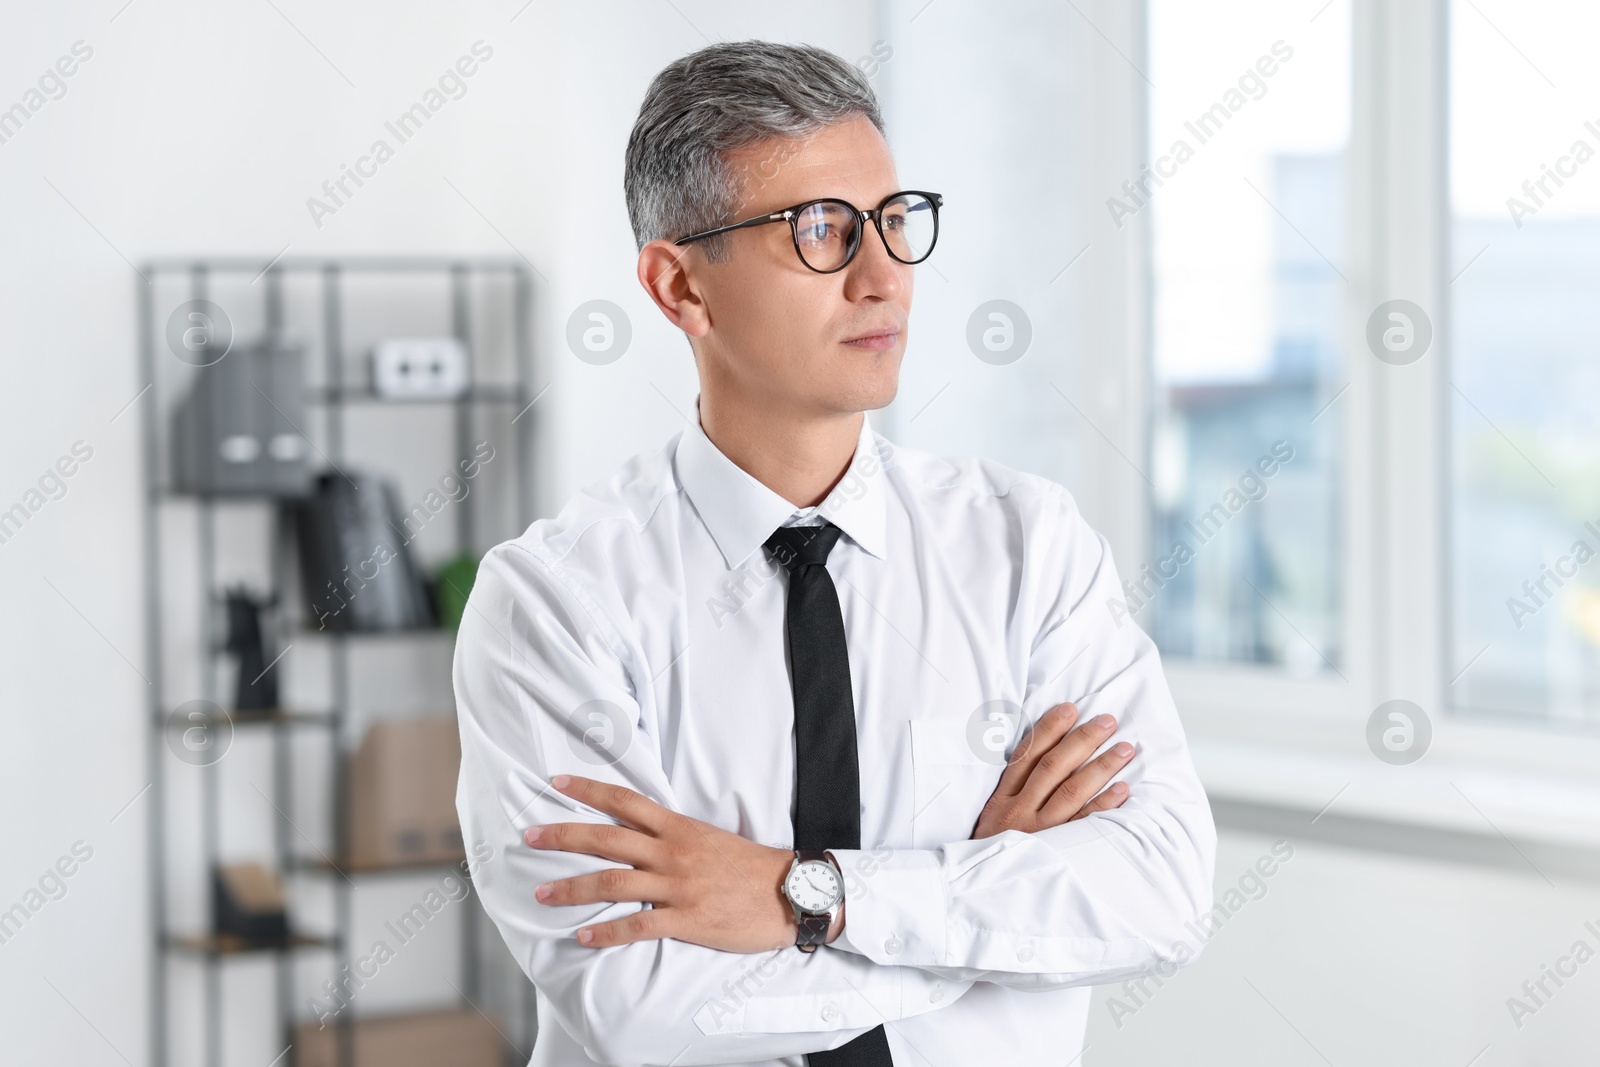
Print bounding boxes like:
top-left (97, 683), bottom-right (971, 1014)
top-left (454, 39), bottom-right (1216, 1067)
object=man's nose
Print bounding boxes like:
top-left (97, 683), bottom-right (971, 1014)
top-left (844, 219), bottom-right (905, 298)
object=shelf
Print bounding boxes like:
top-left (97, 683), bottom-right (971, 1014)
top-left (289, 854), bottom-right (471, 877)
top-left (297, 623), bottom-right (453, 640)
top-left (141, 256), bottom-right (535, 1067)
top-left (152, 487), bottom-right (309, 503)
top-left (141, 255), bottom-right (529, 274)
top-left (165, 932), bottom-right (337, 957)
top-left (156, 707), bottom-right (334, 728)
top-left (304, 384), bottom-right (525, 406)
top-left (232, 708), bottom-right (334, 727)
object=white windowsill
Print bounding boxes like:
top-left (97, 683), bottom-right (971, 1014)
top-left (1182, 702), bottom-right (1600, 853)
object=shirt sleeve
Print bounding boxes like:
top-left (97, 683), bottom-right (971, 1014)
top-left (827, 486), bottom-right (1218, 990)
top-left (453, 541), bottom-right (967, 1066)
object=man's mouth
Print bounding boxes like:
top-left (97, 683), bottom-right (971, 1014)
top-left (842, 329), bottom-right (900, 350)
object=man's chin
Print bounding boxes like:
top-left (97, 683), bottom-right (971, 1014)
top-left (825, 375), bottom-right (899, 417)
top-left (866, 377), bottom-right (899, 411)
top-left (836, 350), bottom-right (901, 406)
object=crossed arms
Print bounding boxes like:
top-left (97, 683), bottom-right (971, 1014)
top-left (519, 697), bottom-right (1135, 952)
top-left (453, 513), bottom-right (1216, 1066)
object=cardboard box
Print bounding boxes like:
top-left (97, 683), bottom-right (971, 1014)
top-left (295, 1008), bottom-right (503, 1067)
top-left (347, 717), bottom-right (465, 869)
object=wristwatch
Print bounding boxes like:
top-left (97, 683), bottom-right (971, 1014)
top-left (780, 849), bottom-right (844, 953)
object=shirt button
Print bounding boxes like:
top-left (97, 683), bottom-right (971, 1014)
top-left (929, 983), bottom-right (944, 1003)
top-left (884, 936), bottom-right (902, 956)
top-left (821, 1006), bottom-right (839, 1023)
top-left (1017, 944), bottom-right (1034, 962)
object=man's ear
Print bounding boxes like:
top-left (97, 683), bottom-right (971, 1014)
top-left (637, 239), bottom-right (710, 339)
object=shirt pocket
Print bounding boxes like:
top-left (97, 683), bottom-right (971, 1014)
top-left (908, 718), bottom-right (1004, 848)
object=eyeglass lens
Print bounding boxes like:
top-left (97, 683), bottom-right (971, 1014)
top-left (793, 193), bottom-right (937, 271)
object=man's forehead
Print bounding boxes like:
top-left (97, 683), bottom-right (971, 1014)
top-left (730, 123), bottom-right (898, 211)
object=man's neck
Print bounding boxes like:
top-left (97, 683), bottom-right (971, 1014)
top-left (698, 393), bottom-right (863, 510)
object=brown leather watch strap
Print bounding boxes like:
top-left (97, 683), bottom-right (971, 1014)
top-left (793, 849), bottom-right (836, 952)
top-left (796, 911), bottom-right (831, 952)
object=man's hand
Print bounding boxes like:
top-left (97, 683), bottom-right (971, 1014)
top-left (525, 774), bottom-right (803, 952)
top-left (970, 702), bottom-right (1134, 839)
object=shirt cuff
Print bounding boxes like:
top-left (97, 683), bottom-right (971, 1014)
top-left (828, 847), bottom-right (947, 967)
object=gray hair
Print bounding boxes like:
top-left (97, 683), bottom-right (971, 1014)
top-left (625, 40), bottom-right (886, 262)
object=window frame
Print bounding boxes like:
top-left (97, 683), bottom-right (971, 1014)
top-left (1070, 0), bottom-right (1600, 799)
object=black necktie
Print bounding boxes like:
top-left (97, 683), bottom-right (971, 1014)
top-left (764, 521), bottom-right (894, 1067)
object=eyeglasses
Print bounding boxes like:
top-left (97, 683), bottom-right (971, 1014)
top-left (674, 189), bottom-right (944, 274)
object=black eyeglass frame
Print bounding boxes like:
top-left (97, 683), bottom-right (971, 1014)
top-left (672, 189), bottom-right (944, 274)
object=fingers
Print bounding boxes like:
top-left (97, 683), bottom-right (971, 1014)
top-left (525, 819), bottom-right (664, 867)
top-left (535, 866), bottom-right (670, 907)
top-left (1068, 781), bottom-right (1130, 822)
top-left (1036, 739), bottom-right (1136, 827)
top-left (1015, 712), bottom-right (1121, 813)
top-left (992, 703), bottom-right (1080, 798)
top-left (549, 774), bottom-right (677, 835)
top-left (574, 907), bottom-right (669, 948)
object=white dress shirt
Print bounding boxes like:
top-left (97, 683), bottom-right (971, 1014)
top-left (453, 397), bottom-right (1217, 1067)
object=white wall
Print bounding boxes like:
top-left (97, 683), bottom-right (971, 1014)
top-left (1089, 827), bottom-right (1600, 1066)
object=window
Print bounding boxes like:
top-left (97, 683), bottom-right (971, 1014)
top-left (1142, 0), bottom-right (1350, 673)
top-left (1449, 0), bottom-right (1600, 726)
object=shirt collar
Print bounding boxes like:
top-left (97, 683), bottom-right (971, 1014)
top-left (674, 396), bottom-right (889, 571)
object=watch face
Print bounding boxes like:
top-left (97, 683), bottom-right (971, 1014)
top-left (785, 859), bottom-right (842, 913)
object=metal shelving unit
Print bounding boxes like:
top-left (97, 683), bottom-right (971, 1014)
top-left (138, 257), bottom-right (539, 1067)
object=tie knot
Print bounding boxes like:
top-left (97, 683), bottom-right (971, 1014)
top-left (764, 522), bottom-right (842, 571)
